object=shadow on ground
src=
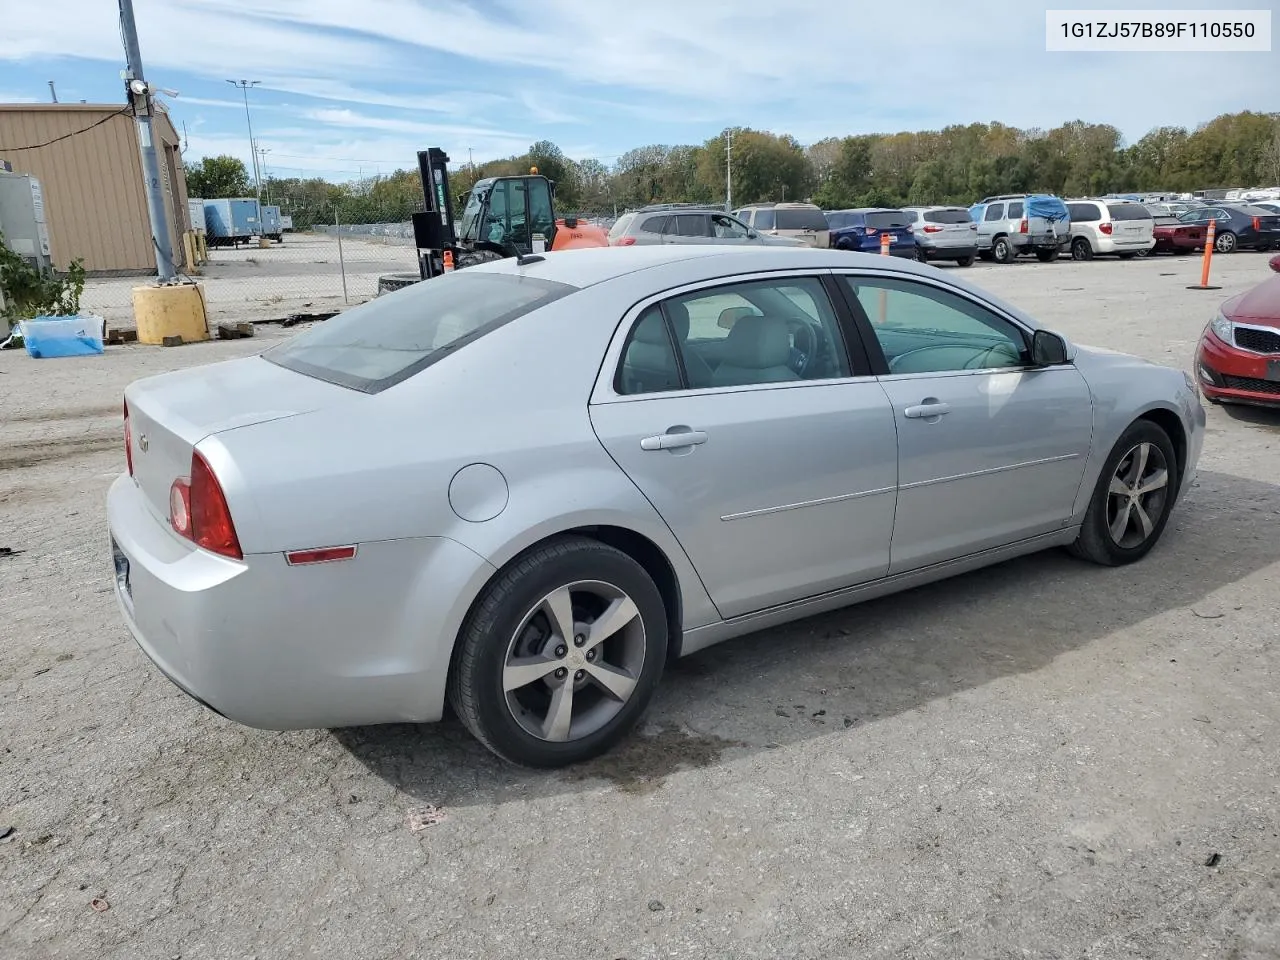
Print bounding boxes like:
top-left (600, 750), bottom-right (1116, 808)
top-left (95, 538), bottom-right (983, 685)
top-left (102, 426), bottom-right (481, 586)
top-left (1219, 402), bottom-right (1280, 430)
top-left (333, 468), bottom-right (1280, 804)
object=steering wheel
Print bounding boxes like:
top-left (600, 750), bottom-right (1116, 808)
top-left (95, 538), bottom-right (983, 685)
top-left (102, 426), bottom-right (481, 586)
top-left (785, 318), bottom-right (819, 376)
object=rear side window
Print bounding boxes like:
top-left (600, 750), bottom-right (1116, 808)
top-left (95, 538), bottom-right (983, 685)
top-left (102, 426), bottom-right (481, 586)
top-left (640, 215), bottom-right (671, 233)
top-left (774, 207), bottom-right (829, 231)
top-left (1108, 204), bottom-right (1151, 221)
top-left (753, 208), bottom-right (776, 229)
top-left (616, 305), bottom-right (681, 396)
top-left (266, 272), bottom-right (573, 393)
top-left (1067, 203), bottom-right (1100, 222)
top-left (864, 210), bottom-right (911, 229)
top-left (923, 208), bottom-right (971, 224)
top-left (984, 204), bottom-right (1005, 221)
top-left (1007, 201), bottom-right (1025, 218)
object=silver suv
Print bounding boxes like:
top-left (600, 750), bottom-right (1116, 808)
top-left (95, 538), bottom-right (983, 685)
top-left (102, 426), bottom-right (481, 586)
top-left (607, 205), bottom-right (804, 247)
top-left (974, 194), bottom-right (1071, 264)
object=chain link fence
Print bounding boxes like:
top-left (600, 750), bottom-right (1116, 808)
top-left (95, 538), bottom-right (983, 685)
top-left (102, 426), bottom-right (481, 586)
top-left (76, 201), bottom-right (620, 332)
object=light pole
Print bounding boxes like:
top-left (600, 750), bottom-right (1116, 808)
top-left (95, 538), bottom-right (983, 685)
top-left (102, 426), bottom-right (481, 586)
top-left (258, 146), bottom-right (272, 204)
top-left (725, 129), bottom-right (733, 211)
top-left (226, 79), bottom-right (261, 202)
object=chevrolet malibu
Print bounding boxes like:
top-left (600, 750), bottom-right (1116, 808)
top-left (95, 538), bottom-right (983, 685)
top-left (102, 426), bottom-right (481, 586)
top-left (109, 246), bottom-right (1204, 767)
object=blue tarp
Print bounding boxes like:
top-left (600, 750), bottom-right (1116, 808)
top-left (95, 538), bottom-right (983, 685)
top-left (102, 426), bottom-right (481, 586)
top-left (1027, 194), bottom-right (1070, 222)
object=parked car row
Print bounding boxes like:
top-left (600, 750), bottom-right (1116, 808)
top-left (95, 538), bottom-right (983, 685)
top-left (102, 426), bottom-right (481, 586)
top-left (606, 197), bottom-right (1280, 265)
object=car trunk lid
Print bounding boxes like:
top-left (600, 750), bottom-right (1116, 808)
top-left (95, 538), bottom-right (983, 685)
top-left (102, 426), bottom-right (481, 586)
top-left (125, 355), bottom-right (352, 524)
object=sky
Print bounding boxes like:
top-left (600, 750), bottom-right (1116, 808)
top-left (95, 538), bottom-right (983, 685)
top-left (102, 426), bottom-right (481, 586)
top-left (1, 0), bottom-right (1276, 183)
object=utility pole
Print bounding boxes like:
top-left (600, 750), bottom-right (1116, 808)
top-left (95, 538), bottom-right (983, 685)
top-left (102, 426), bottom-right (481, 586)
top-left (48, 81), bottom-right (58, 103)
top-left (119, 0), bottom-right (175, 280)
top-left (725, 129), bottom-right (733, 211)
top-left (227, 79), bottom-right (262, 203)
top-left (468, 146), bottom-right (474, 174)
top-left (258, 146), bottom-right (272, 204)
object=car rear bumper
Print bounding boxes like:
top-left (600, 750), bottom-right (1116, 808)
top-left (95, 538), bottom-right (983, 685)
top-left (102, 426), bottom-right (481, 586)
top-left (107, 473), bottom-right (494, 729)
top-left (1095, 236), bottom-right (1156, 253)
top-left (1011, 234), bottom-right (1069, 250)
top-left (918, 243), bottom-right (977, 259)
top-left (1196, 331), bottom-right (1280, 406)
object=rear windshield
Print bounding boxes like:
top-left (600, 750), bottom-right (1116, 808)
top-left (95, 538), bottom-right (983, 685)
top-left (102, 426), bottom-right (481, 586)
top-left (774, 207), bottom-right (829, 231)
top-left (864, 210), bottom-right (911, 229)
top-left (265, 271), bottom-right (574, 393)
top-left (922, 209), bottom-right (972, 225)
top-left (753, 209), bottom-right (776, 229)
top-left (1109, 203), bottom-right (1152, 221)
top-left (607, 213), bottom-right (636, 239)
top-left (825, 212), bottom-right (857, 230)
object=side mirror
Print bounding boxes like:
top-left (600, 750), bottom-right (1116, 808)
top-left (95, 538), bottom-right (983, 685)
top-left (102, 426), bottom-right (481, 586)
top-left (1030, 329), bottom-right (1069, 366)
top-left (747, 228), bottom-right (758, 239)
top-left (1270, 253), bottom-right (1280, 273)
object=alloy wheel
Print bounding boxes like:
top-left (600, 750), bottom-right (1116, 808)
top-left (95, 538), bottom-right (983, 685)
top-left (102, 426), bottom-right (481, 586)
top-left (1105, 441), bottom-right (1170, 549)
top-left (1215, 231), bottom-right (1235, 253)
top-left (502, 580), bottom-right (646, 742)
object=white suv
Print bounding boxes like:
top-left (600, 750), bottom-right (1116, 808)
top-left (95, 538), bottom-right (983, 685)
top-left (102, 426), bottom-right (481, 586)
top-left (1065, 199), bottom-right (1156, 260)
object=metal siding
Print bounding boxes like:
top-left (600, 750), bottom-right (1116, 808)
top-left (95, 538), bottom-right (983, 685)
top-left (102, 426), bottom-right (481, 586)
top-left (0, 104), bottom-right (191, 273)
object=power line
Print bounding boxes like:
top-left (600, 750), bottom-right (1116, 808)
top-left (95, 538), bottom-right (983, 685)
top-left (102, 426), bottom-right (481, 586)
top-left (0, 107), bottom-right (131, 152)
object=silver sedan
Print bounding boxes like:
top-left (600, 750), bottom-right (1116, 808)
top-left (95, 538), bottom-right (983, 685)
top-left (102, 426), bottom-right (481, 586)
top-left (108, 246), bottom-right (1205, 767)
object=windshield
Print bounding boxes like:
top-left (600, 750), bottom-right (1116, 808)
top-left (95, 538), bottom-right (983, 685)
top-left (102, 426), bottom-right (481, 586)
top-left (775, 207), bottom-right (829, 231)
top-left (265, 272), bottom-right (574, 393)
top-left (458, 186), bottom-right (487, 241)
top-left (865, 210), bottom-right (911, 229)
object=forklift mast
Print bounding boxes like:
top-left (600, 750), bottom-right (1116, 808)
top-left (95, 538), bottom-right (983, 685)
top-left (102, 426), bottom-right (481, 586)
top-left (411, 148), bottom-right (457, 280)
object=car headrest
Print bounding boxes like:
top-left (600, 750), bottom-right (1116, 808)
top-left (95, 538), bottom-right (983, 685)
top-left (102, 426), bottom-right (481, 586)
top-left (719, 314), bottom-right (791, 369)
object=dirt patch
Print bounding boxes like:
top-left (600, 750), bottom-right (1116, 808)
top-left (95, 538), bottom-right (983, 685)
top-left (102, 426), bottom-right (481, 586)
top-left (0, 434), bottom-right (120, 470)
top-left (560, 723), bottom-right (745, 794)
top-left (6, 404), bottom-right (120, 424)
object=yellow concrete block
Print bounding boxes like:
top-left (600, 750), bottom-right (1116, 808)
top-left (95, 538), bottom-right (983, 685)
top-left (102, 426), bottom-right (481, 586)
top-left (258, 237), bottom-right (271, 249)
top-left (131, 282), bottom-right (210, 345)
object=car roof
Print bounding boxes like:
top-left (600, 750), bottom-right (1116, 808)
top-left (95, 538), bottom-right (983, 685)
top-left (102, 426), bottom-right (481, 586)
top-left (461, 245), bottom-right (914, 289)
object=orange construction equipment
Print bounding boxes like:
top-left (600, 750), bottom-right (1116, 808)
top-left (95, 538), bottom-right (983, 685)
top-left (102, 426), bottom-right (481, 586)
top-left (550, 217), bottom-right (610, 251)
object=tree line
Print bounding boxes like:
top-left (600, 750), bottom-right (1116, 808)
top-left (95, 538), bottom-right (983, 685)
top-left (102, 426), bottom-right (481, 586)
top-left (185, 110), bottom-right (1280, 229)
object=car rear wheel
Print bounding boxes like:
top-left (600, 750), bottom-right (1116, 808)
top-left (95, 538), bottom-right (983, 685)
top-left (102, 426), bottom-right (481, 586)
top-left (1068, 420), bottom-right (1179, 566)
top-left (1117, 252), bottom-right (1136, 260)
top-left (956, 254), bottom-right (975, 267)
top-left (1035, 248), bottom-right (1059, 263)
top-left (1215, 230), bottom-right (1237, 254)
top-left (1071, 238), bottom-right (1094, 261)
top-left (448, 536), bottom-right (668, 767)
top-left (993, 236), bottom-right (1015, 263)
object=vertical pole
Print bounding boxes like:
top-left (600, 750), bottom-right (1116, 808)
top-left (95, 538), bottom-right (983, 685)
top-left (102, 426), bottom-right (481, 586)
top-left (725, 130), bottom-right (733, 211)
top-left (1200, 219), bottom-right (1215, 286)
top-left (335, 205), bottom-right (349, 304)
top-left (119, 0), bottom-right (175, 281)
top-left (48, 81), bottom-right (58, 103)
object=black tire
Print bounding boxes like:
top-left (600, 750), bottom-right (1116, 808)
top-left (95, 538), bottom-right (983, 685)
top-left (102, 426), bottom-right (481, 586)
top-left (454, 249), bottom-right (507, 269)
top-left (1117, 252), bottom-right (1136, 260)
top-left (1071, 237), bottom-right (1094, 261)
top-left (1035, 248), bottom-right (1059, 263)
top-left (447, 536), bottom-right (669, 767)
top-left (977, 249), bottom-right (995, 262)
top-left (993, 236), bottom-right (1015, 264)
top-left (915, 246), bottom-right (929, 262)
top-left (956, 254), bottom-right (975, 267)
top-left (1068, 420), bottom-right (1180, 567)
top-left (1215, 230), bottom-right (1237, 254)
top-left (376, 273), bottom-right (420, 296)
top-left (1136, 246), bottom-right (1151, 258)
top-left (836, 239), bottom-right (856, 251)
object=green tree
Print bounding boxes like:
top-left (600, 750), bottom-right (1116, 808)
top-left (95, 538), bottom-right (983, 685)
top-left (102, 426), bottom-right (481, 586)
top-left (185, 155), bottom-right (251, 198)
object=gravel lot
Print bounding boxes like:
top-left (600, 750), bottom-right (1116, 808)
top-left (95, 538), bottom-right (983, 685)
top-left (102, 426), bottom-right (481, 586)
top-left (2, 251), bottom-right (1279, 960)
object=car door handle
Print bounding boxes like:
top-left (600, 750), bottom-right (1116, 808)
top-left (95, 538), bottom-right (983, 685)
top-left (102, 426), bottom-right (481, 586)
top-left (641, 429), bottom-right (708, 451)
top-left (903, 401), bottom-right (951, 419)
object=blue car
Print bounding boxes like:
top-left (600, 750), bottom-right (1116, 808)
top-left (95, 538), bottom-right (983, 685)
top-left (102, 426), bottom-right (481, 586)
top-left (825, 208), bottom-right (916, 257)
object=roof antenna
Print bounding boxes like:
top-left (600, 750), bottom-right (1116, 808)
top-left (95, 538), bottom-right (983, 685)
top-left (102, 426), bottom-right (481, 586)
top-left (516, 252), bottom-right (545, 266)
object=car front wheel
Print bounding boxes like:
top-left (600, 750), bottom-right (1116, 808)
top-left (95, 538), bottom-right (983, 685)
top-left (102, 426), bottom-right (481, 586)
top-left (1068, 420), bottom-right (1179, 566)
top-left (448, 536), bottom-right (668, 767)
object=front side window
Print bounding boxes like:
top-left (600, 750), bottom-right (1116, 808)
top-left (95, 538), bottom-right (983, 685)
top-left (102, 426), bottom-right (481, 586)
top-left (712, 214), bottom-right (750, 238)
top-left (615, 276), bottom-right (852, 394)
top-left (267, 272), bottom-right (574, 393)
top-left (840, 276), bottom-right (1028, 375)
top-left (481, 179), bottom-right (530, 251)
top-left (527, 178), bottom-right (555, 239)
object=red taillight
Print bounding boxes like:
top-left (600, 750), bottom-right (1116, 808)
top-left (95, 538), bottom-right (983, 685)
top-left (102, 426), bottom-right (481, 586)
top-left (613, 236), bottom-right (636, 246)
top-left (923, 224), bottom-right (943, 233)
top-left (1018, 219), bottom-right (1028, 234)
top-left (169, 451), bottom-right (242, 560)
top-left (1099, 222), bottom-right (1113, 235)
top-left (1253, 216), bottom-right (1261, 231)
top-left (123, 399), bottom-right (133, 477)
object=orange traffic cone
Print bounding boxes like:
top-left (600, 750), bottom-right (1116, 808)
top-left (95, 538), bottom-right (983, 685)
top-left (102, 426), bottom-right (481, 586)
top-left (880, 233), bottom-right (891, 256)
top-left (1187, 219), bottom-right (1220, 290)
top-left (443, 249), bottom-right (455, 273)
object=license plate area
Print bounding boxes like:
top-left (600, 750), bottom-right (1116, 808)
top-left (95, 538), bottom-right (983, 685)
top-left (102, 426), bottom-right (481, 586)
top-left (1267, 360), bottom-right (1280, 383)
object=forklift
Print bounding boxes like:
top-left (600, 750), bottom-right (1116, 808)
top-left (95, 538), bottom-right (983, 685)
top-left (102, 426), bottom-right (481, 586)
top-left (408, 147), bottom-right (608, 281)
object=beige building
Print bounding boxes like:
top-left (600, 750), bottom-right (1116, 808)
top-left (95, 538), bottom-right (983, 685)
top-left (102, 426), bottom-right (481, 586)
top-left (0, 102), bottom-right (193, 275)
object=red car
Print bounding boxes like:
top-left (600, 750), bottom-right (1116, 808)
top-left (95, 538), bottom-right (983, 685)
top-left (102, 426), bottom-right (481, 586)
top-left (1152, 215), bottom-right (1204, 254)
top-left (1197, 254), bottom-right (1280, 406)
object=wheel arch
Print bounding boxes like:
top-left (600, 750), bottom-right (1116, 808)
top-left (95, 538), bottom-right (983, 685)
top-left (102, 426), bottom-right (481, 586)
top-left (1136, 406), bottom-right (1188, 485)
